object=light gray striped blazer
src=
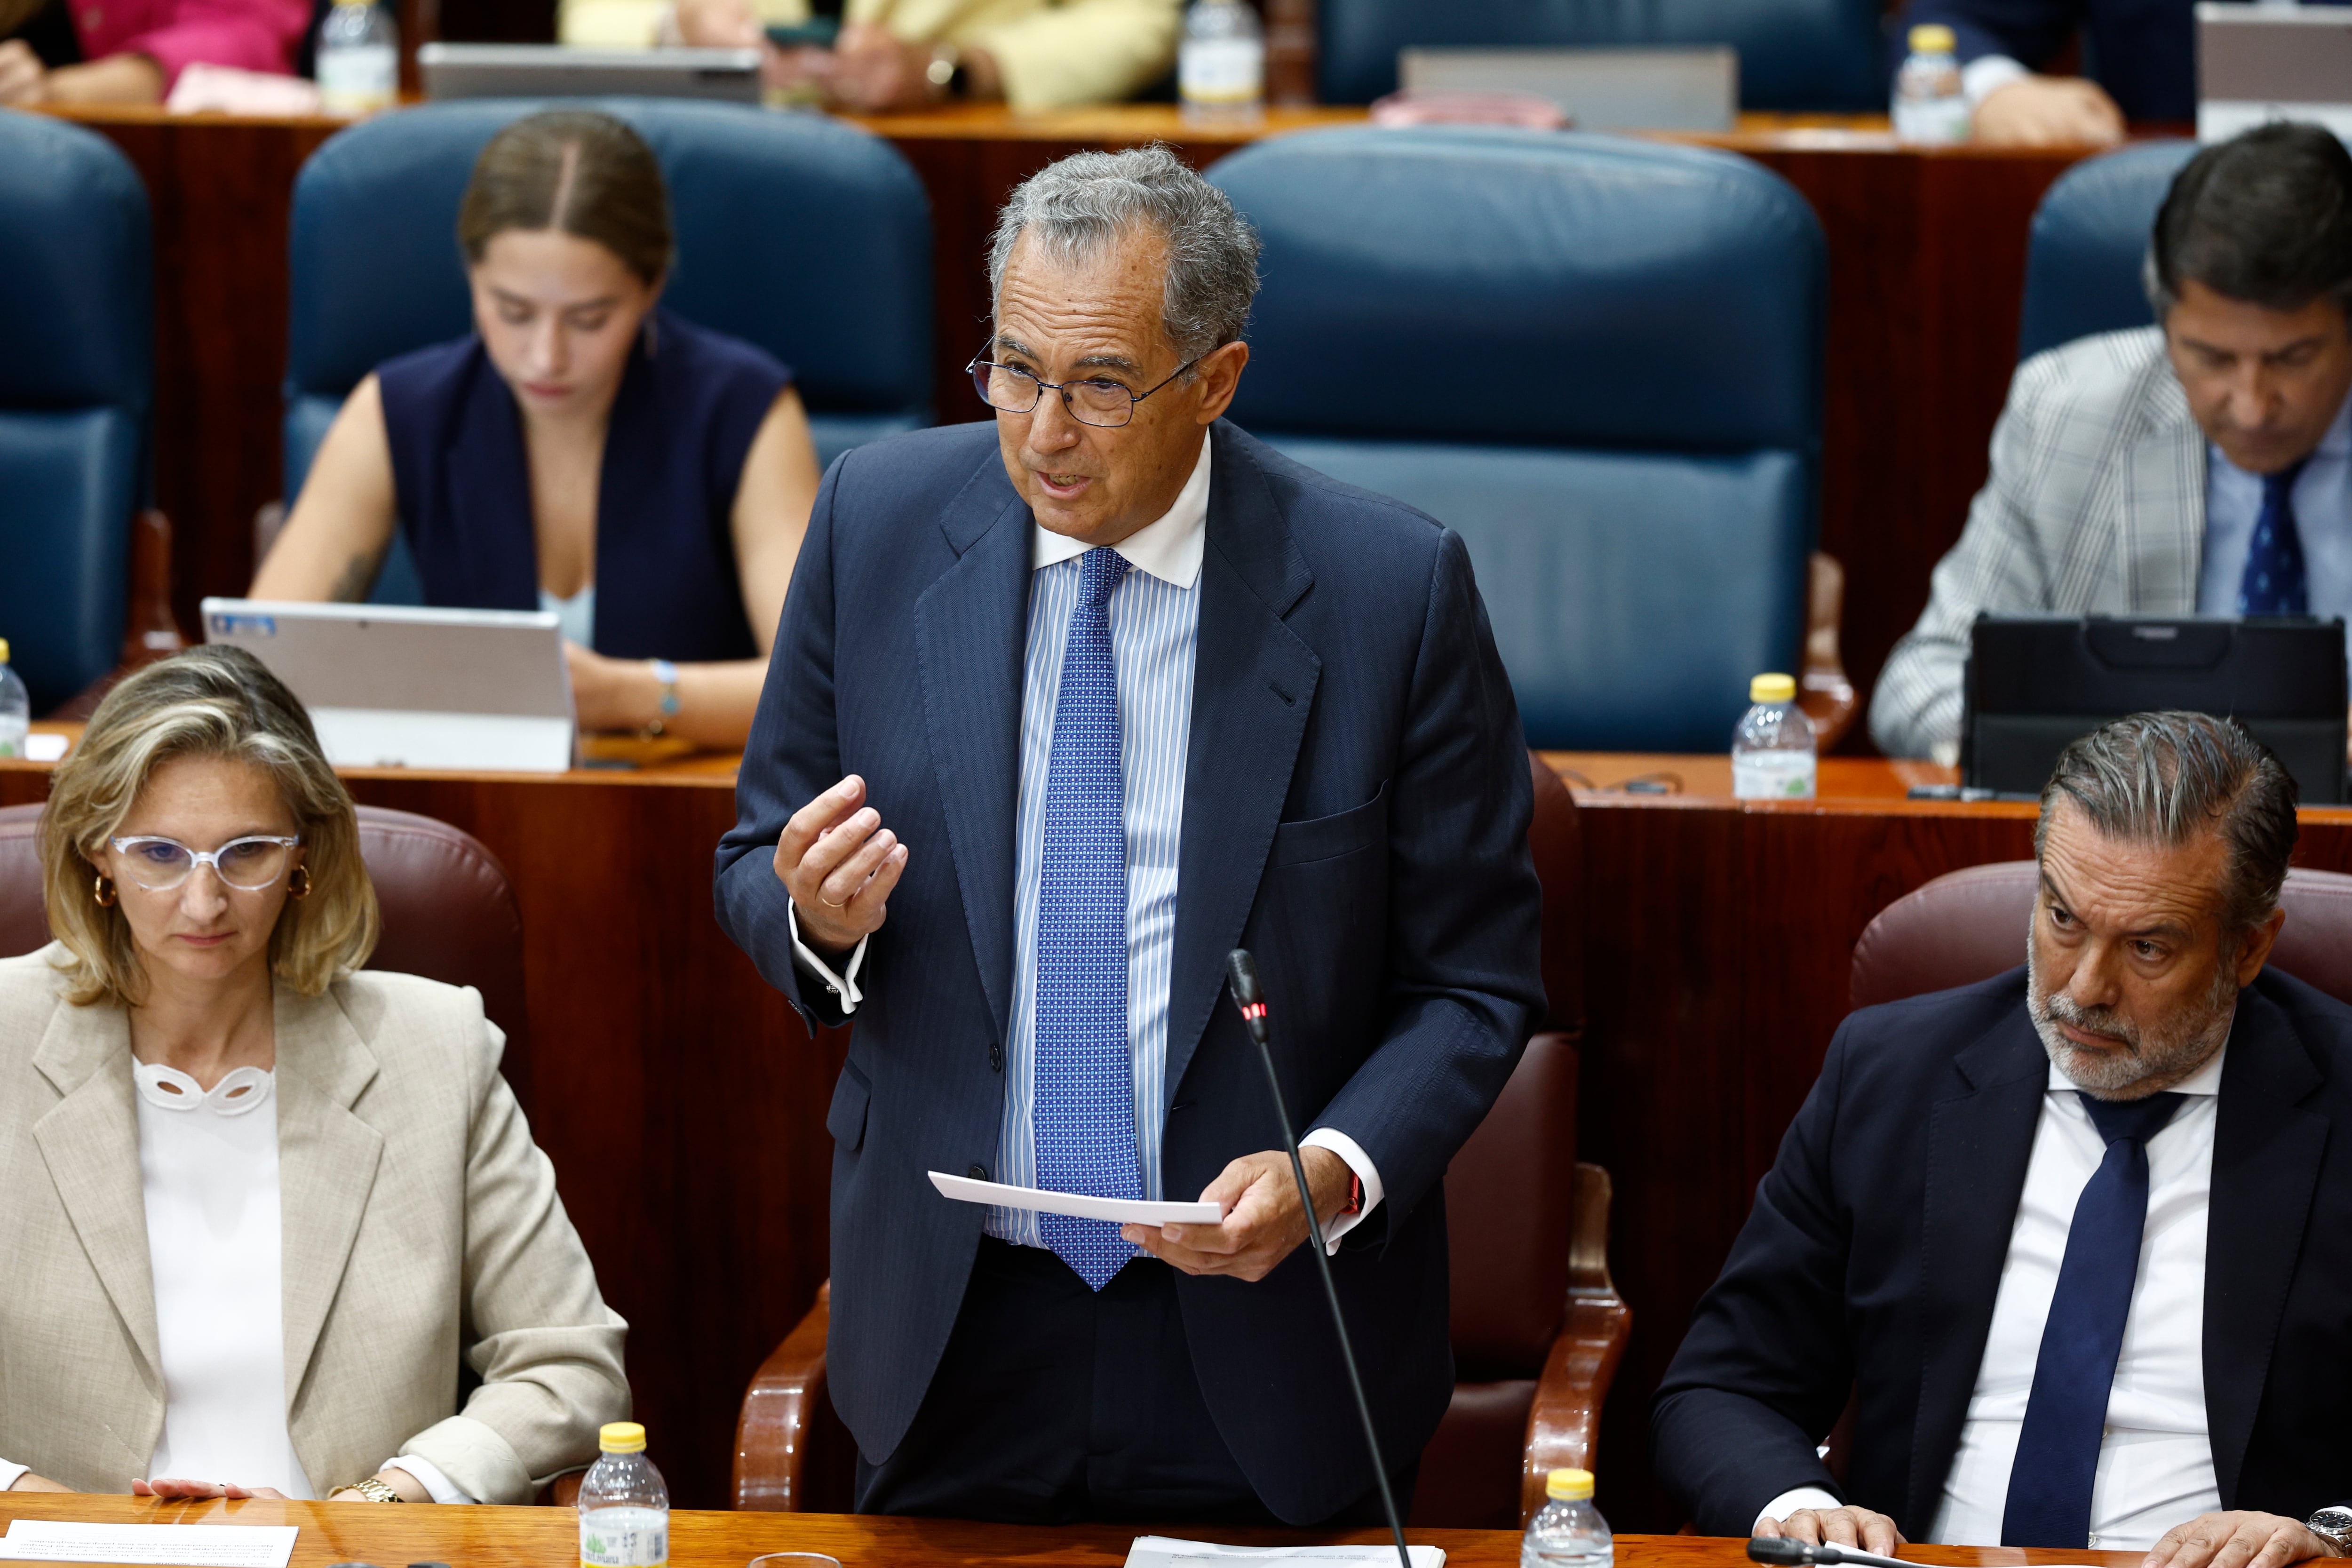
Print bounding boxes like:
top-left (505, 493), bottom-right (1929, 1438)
top-left (1869, 326), bottom-right (2206, 760)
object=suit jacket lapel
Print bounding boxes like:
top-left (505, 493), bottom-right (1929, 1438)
top-left (273, 984), bottom-right (384, 1403)
top-left (2116, 364), bottom-right (2206, 614)
top-left (2204, 986), bottom-right (2327, 1505)
top-left (914, 456), bottom-right (1032, 1044)
top-left (31, 998), bottom-right (161, 1385)
top-left (1162, 424), bottom-right (1320, 1106)
top-left (1907, 1005), bottom-right (2049, 1533)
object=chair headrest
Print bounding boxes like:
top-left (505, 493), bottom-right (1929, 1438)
top-left (287, 97), bottom-right (931, 415)
top-left (1211, 128), bottom-right (1823, 451)
top-left (0, 111), bottom-right (151, 412)
top-left (2018, 139), bottom-right (2197, 363)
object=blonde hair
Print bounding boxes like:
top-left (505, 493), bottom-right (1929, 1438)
top-left (40, 647), bottom-right (379, 1007)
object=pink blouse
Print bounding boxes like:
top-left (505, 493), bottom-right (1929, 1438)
top-left (71, 0), bottom-right (308, 89)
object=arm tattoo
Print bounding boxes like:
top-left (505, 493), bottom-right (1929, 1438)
top-left (327, 547), bottom-right (384, 604)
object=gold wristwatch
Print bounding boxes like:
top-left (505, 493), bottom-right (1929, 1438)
top-left (338, 1476), bottom-right (403, 1503)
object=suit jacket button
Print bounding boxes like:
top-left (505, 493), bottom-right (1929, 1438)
top-left (989, 1043), bottom-right (1004, 1072)
top-left (969, 1162), bottom-right (989, 1180)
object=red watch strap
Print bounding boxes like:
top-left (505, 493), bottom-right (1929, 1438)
top-left (1343, 1171), bottom-right (1364, 1217)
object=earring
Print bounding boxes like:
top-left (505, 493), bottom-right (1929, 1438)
top-left (92, 874), bottom-right (117, 908)
top-left (287, 867), bottom-right (312, 900)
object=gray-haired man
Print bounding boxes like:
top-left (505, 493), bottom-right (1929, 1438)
top-left (1656, 712), bottom-right (2352, 1564)
top-left (716, 150), bottom-right (1543, 1521)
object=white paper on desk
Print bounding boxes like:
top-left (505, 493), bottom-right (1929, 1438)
top-left (929, 1170), bottom-right (1222, 1226)
top-left (0, 1521), bottom-right (298, 1568)
top-left (1125, 1537), bottom-right (1445, 1568)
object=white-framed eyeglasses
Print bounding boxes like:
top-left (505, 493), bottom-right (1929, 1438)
top-left (108, 835), bottom-right (303, 891)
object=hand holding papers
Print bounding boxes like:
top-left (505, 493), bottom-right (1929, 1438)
top-left (928, 1170), bottom-right (1223, 1226)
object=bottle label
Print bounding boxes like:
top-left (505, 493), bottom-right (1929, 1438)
top-left (1891, 93), bottom-right (1970, 146)
top-left (1732, 750), bottom-right (1817, 801)
top-left (580, 1508), bottom-right (667, 1568)
top-left (318, 45), bottom-right (397, 113)
top-left (1180, 39), bottom-right (1263, 105)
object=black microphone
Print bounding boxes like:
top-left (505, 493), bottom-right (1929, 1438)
top-left (1747, 1539), bottom-right (1908, 1568)
top-left (1224, 949), bottom-right (1413, 1568)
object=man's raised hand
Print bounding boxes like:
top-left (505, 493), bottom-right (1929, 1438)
top-left (776, 774), bottom-right (907, 954)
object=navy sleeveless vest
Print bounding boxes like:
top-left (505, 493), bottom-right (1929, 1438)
top-left (377, 308), bottom-right (790, 662)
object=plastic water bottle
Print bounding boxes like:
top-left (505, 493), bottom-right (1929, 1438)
top-left (1732, 673), bottom-right (1817, 801)
top-left (1179, 0), bottom-right (1264, 121)
top-left (0, 640), bottom-right (27, 762)
top-left (1522, 1468), bottom-right (1613, 1568)
top-left (1892, 23), bottom-right (1971, 145)
top-left (316, 0), bottom-right (398, 117)
top-left (578, 1423), bottom-right (667, 1568)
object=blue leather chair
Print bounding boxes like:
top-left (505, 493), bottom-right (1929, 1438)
top-left (2017, 139), bottom-right (2195, 363)
top-left (0, 110), bottom-right (151, 714)
top-left (1211, 128), bottom-right (1825, 752)
top-left (284, 98), bottom-right (931, 603)
top-left (1317, 0), bottom-right (1885, 113)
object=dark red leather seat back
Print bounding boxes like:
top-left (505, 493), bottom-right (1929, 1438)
top-left (1852, 860), bottom-right (2352, 1010)
top-left (0, 801), bottom-right (529, 1088)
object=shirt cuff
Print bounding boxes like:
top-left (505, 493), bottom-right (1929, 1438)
top-left (0, 1457), bottom-right (28, 1492)
top-left (1962, 54), bottom-right (2029, 110)
top-left (1756, 1487), bottom-right (1846, 1534)
top-left (384, 1453), bottom-right (476, 1505)
top-left (1300, 1128), bottom-right (1383, 1254)
top-left (786, 899), bottom-right (867, 1013)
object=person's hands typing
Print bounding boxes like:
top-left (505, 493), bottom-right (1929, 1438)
top-left (1973, 74), bottom-right (2125, 147)
top-left (1120, 1146), bottom-right (1351, 1282)
top-left (1755, 1505), bottom-right (1905, 1556)
top-left (775, 774), bottom-right (906, 956)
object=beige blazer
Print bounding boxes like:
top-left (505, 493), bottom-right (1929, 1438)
top-left (0, 946), bottom-right (628, 1502)
top-left (1869, 326), bottom-right (2208, 760)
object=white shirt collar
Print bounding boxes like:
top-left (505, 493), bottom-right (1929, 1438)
top-left (2047, 1037), bottom-right (2228, 1097)
top-left (1030, 432), bottom-right (1211, 589)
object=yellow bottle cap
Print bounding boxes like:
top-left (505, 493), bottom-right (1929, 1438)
top-left (1750, 673), bottom-right (1797, 704)
top-left (599, 1422), bottom-right (646, 1454)
top-left (1909, 23), bottom-right (1956, 53)
top-left (1547, 1468), bottom-right (1594, 1501)
top-left (0, 638), bottom-right (10, 666)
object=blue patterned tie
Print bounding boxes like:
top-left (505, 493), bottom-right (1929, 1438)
top-left (2000, 1091), bottom-right (2186, 1548)
top-left (1033, 546), bottom-right (1141, 1290)
top-left (2237, 460), bottom-right (2313, 615)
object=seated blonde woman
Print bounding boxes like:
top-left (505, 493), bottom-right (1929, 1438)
top-left (0, 646), bottom-right (625, 1502)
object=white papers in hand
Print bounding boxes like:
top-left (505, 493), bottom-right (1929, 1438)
top-left (0, 1522), bottom-right (298, 1568)
top-left (1125, 1538), bottom-right (1446, 1568)
top-left (928, 1170), bottom-right (1222, 1226)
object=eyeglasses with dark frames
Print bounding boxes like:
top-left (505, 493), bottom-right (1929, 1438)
top-left (967, 350), bottom-right (1201, 429)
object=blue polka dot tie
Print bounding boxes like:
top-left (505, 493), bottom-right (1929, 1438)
top-left (1033, 547), bottom-right (1142, 1290)
top-left (2237, 460), bottom-right (2313, 616)
top-left (2000, 1091), bottom-right (2186, 1548)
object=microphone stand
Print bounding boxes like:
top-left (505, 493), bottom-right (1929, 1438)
top-left (1224, 949), bottom-right (1414, 1568)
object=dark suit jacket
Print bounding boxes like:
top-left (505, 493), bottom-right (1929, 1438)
top-left (1653, 965), bottom-right (2352, 1541)
top-left (714, 418), bottom-right (1545, 1524)
top-left (1894, 0), bottom-right (2349, 125)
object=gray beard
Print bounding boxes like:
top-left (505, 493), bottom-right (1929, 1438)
top-left (2026, 941), bottom-right (2237, 1099)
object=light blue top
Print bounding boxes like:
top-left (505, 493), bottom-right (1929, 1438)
top-left (2196, 387), bottom-right (2352, 632)
top-left (986, 446), bottom-right (1209, 1249)
top-left (538, 583), bottom-right (596, 650)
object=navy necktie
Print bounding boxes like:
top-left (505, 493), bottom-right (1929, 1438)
top-left (1032, 547), bottom-right (1142, 1290)
top-left (2237, 460), bottom-right (2313, 616)
top-left (2000, 1090), bottom-right (2187, 1548)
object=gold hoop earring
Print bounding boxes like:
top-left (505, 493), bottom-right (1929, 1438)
top-left (92, 875), bottom-right (117, 908)
top-left (287, 867), bottom-right (311, 900)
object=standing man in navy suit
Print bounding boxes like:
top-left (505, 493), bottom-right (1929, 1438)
top-left (715, 147), bottom-right (1543, 1526)
top-left (1892, 0), bottom-right (2351, 145)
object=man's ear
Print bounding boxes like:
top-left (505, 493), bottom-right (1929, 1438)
top-left (2236, 903), bottom-right (2288, 987)
top-left (1192, 339), bottom-right (1251, 424)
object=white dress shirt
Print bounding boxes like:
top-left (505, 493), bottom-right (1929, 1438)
top-left (1759, 1044), bottom-right (2226, 1550)
top-left (2196, 388), bottom-right (2352, 658)
top-left (0, 1061), bottom-right (473, 1503)
top-left (787, 435), bottom-right (1381, 1253)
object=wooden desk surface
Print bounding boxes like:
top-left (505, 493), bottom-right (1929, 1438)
top-left (0, 1494), bottom-right (2144, 1568)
